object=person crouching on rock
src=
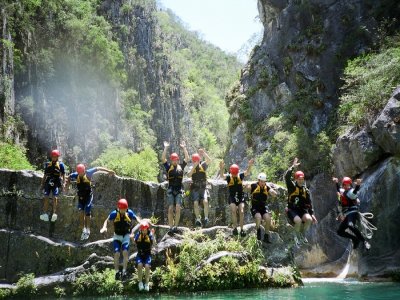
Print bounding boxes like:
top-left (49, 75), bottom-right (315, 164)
top-left (100, 199), bottom-right (139, 280)
top-left (134, 220), bottom-right (154, 292)
top-left (40, 149), bottom-right (65, 222)
top-left (66, 164), bottom-right (115, 240)
top-left (333, 177), bottom-right (371, 251)
top-left (246, 172), bottom-right (277, 243)
top-left (285, 158), bottom-right (317, 246)
top-left (161, 141), bottom-right (189, 234)
top-left (219, 159), bottom-right (253, 237)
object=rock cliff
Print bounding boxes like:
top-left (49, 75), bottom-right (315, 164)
top-left (225, 0), bottom-right (400, 279)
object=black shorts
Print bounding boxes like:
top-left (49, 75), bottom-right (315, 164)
top-left (251, 204), bottom-right (270, 217)
top-left (228, 195), bottom-right (245, 206)
top-left (286, 207), bottom-right (309, 222)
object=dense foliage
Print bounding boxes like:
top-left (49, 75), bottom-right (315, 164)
top-left (339, 36), bottom-right (400, 128)
top-left (92, 145), bottom-right (159, 181)
top-left (0, 142), bottom-right (34, 170)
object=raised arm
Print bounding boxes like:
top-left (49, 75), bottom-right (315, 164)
top-left (187, 161), bottom-right (199, 178)
top-left (199, 148), bottom-right (211, 165)
top-left (180, 141), bottom-right (189, 162)
top-left (161, 141), bottom-right (169, 163)
top-left (95, 167), bottom-right (115, 176)
top-left (285, 158), bottom-right (300, 189)
top-left (244, 159), bottom-right (254, 177)
top-left (219, 161), bottom-right (227, 180)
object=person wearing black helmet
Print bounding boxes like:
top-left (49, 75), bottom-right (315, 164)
top-left (333, 176), bottom-right (371, 251)
top-left (100, 199), bottom-right (139, 280)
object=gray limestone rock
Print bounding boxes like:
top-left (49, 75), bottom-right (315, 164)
top-left (371, 88), bottom-right (400, 156)
top-left (333, 129), bottom-right (383, 177)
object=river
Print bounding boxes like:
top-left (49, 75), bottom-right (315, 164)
top-left (67, 278), bottom-right (400, 300)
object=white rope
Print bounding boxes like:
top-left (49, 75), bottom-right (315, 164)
top-left (359, 212), bottom-right (377, 240)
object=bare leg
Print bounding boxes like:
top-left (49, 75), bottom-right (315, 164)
top-left (43, 196), bottom-right (49, 213)
top-left (175, 204), bottom-right (181, 227)
top-left (263, 212), bottom-right (272, 233)
top-left (301, 214), bottom-right (313, 234)
top-left (138, 263), bottom-right (143, 282)
top-left (203, 198), bottom-right (209, 219)
top-left (53, 196), bottom-right (58, 214)
top-left (230, 203), bottom-right (238, 228)
top-left (144, 264), bottom-right (150, 284)
top-left (238, 203), bottom-right (245, 230)
top-left (194, 201), bottom-right (201, 220)
top-left (122, 249), bottom-right (129, 271)
top-left (168, 205), bottom-right (174, 227)
top-left (114, 252), bottom-right (120, 271)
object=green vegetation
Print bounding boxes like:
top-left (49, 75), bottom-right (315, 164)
top-left (0, 142), bottom-right (34, 170)
top-left (92, 146), bottom-right (158, 181)
top-left (339, 38), bottom-right (400, 127)
top-left (72, 268), bottom-right (123, 296)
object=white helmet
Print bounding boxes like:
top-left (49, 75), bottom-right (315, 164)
top-left (257, 172), bottom-right (267, 181)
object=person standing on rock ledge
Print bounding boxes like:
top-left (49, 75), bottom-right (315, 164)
top-left (285, 158), bottom-right (317, 247)
top-left (100, 198), bottom-right (139, 280)
top-left (247, 172), bottom-right (277, 243)
top-left (333, 176), bottom-right (371, 251)
top-left (40, 149), bottom-right (65, 223)
top-left (187, 148), bottom-right (212, 228)
top-left (219, 159), bottom-right (254, 237)
top-left (65, 164), bottom-right (115, 240)
top-left (161, 141), bottom-right (189, 235)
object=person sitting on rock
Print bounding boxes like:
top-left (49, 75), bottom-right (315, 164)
top-left (187, 148), bottom-right (212, 228)
top-left (65, 164), bottom-right (115, 240)
top-left (100, 198), bottom-right (139, 280)
top-left (246, 172), bottom-right (277, 243)
top-left (161, 141), bottom-right (189, 234)
top-left (134, 220), bottom-right (154, 292)
top-left (285, 158), bottom-right (317, 246)
top-left (40, 149), bottom-right (65, 222)
top-left (333, 176), bottom-right (371, 251)
top-left (219, 159), bottom-right (253, 237)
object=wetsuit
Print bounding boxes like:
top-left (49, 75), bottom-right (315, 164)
top-left (336, 183), bottom-right (365, 247)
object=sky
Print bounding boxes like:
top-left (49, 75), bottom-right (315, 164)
top-left (158, 0), bottom-right (263, 61)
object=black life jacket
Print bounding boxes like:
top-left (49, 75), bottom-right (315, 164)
top-left (77, 174), bottom-right (92, 199)
top-left (168, 164), bottom-right (184, 188)
top-left (135, 232), bottom-right (153, 256)
top-left (192, 163), bottom-right (207, 186)
top-left (113, 211), bottom-right (133, 235)
top-left (44, 161), bottom-right (62, 181)
top-left (227, 175), bottom-right (243, 198)
top-left (288, 185), bottom-right (311, 209)
top-left (251, 183), bottom-right (269, 205)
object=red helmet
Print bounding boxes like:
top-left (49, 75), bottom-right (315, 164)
top-left (192, 153), bottom-right (201, 163)
top-left (76, 164), bottom-right (86, 174)
top-left (170, 153), bottom-right (179, 161)
top-left (117, 198), bottom-right (128, 210)
top-left (295, 171), bottom-right (305, 179)
top-left (140, 221), bottom-right (149, 230)
top-left (51, 150), bottom-right (60, 157)
top-left (229, 164), bottom-right (239, 175)
top-left (342, 177), bottom-right (352, 185)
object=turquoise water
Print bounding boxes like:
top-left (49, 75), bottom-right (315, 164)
top-left (76, 279), bottom-right (400, 300)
